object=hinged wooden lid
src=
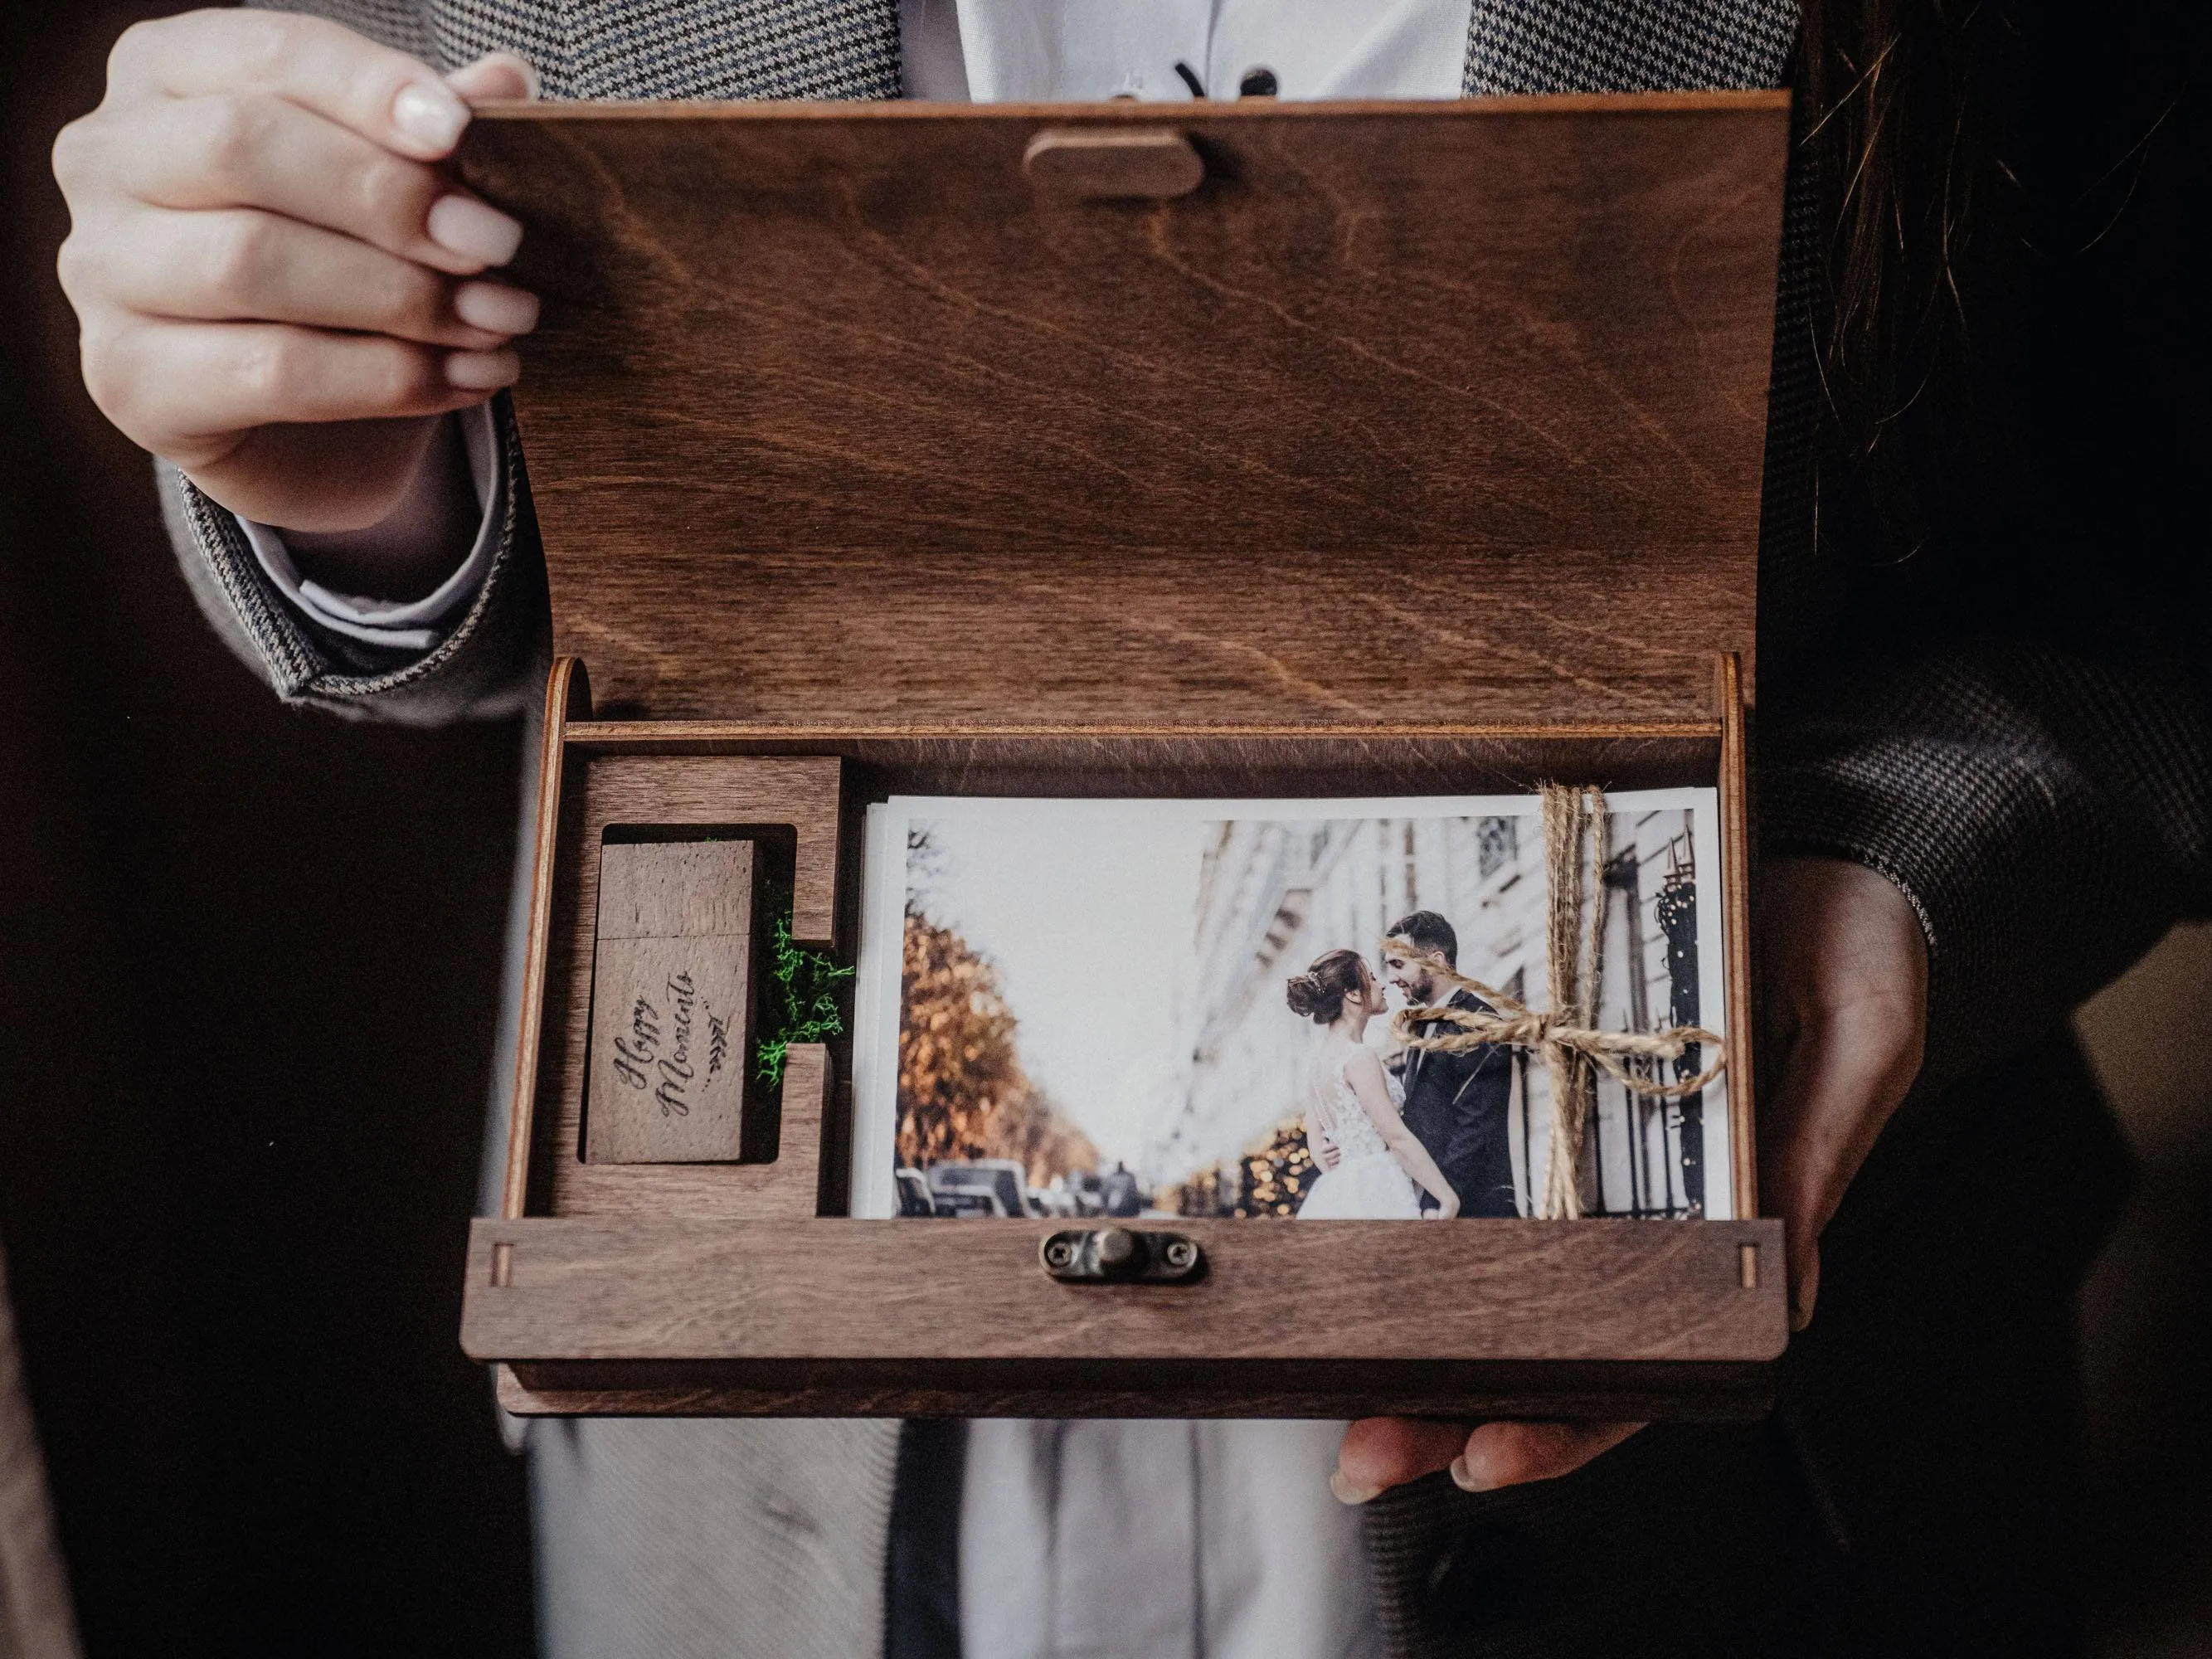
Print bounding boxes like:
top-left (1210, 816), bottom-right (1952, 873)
top-left (460, 94), bottom-right (1788, 727)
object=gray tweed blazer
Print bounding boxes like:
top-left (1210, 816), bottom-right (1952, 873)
top-left (158, 2), bottom-right (2212, 1656)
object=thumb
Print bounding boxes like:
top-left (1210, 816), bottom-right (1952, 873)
top-left (1332, 1418), bottom-right (1468, 1504)
top-left (1784, 1225), bottom-right (1821, 1333)
top-left (447, 50), bottom-right (541, 105)
top-left (1760, 1019), bottom-right (1849, 1333)
top-left (1761, 1003), bottom-right (1913, 1331)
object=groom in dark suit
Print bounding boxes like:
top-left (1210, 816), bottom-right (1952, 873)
top-left (1383, 912), bottom-right (1519, 1219)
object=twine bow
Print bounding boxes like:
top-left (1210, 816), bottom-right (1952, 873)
top-left (1384, 784), bottom-right (1724, 1219)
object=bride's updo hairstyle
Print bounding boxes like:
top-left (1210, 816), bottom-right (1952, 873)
top-left (1286, 949), bottom-right (1365, 1024)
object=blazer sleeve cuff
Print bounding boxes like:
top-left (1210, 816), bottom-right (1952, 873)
top-left (160, 396), bottom-right (544, 725)
top-left (233, 401), bottom-right (502, 653)
top-left (1758, 644), bottom-right (2210, 1078)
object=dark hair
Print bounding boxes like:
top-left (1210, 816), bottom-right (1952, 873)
top-left (1286, 949), bottom-right (1365, 1024)
top-left (1385, 911), bottom-right (1457, 968)
top-left (1796, 0), bottom-right (2012, 581)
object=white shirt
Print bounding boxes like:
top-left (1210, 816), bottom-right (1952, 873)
top-left (963, 1418), bottom-right (1381, 1659)
top-left (901, 0), bottom-right (1470, 102)
top-left (244, 8), bottom-right (1472, 1657)
top-left (239, 397), bottom-right (504, 651)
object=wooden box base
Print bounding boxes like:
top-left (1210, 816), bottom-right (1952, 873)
top-left (469, 1210), bottom-right (1785, 1419)
top-left (469, 656), bottom-right (1782, 1418)
top-left (492, 1356), bottom-right (1780, 1422)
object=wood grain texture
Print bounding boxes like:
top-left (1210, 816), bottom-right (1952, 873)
top-left (1023, 127), bottom-right (1206, 198)
top-left (493, 1357), bottom-right (1776, 1422)
top-left (528, 752), bottom-right (840, 1214)
top-left (563, 722), bottom-right (1726, 797)
top-left (502, 658), bottom-right (588, 1220)
top-left (570, 754), bottom-right (839, 943)
top-left (458, 95), bottom-right (1787, 727)
top-left (463, 1214), bottom-right (1788, 1417)
top-left (585, 841), bottom-right (756, 1164)
top-left (491, 672), bottom-right (1777, 1407)
top-left (596, 839), bottom-right (757, 939)
top-left (466, 1217), bottom-right (1786, 1364)
top-left (555, 1046), bottom-right (829, 1223)
top-left (1718, 653), bottom-right (1759, 1219)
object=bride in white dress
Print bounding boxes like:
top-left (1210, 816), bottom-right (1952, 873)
top-left (1285, 950), bottom-right (1461, 1219)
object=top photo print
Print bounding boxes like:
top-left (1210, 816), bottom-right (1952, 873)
top-left (851, 790), bottom-right (1730, 1225)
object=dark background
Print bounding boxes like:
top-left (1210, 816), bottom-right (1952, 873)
top-left (1, 5), bottom-right (2207, 1657)
top-left (1, 7), bottom-right (534, 1654)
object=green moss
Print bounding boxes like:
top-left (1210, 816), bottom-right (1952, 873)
top-left (755, 904), bottom-right (853, 1090)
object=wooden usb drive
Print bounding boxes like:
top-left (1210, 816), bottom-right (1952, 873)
top-left (585, 840), bottom-right (757, 1163)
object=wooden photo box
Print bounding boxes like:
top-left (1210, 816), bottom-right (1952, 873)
top-left (455, 91), bottom-right (1791, 1419)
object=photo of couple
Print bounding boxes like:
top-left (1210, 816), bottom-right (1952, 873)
top-left (1288, 916), bottom-right (1514, 1221)
top-left (849, 791), bottom-right (1732, 1224)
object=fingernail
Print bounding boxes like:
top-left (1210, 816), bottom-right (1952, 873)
top-left (426, 195), bottom-right (524, 267)
top-left (391, 82), bottom-right (470, 154)
top-left (1329, 1470), bottom-right (1383, 1506)
top-left (445, 348), bottom-right (520, 391)
top-left (453, 281), bottom-right (539, 336)
top-left (452, 50), bottom-right (543, 100)
top-left (1448, 1452), bottom-right (1495, 1493)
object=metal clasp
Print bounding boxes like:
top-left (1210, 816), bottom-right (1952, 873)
top-left (1039, 1227), bottom-right (1203, 1284)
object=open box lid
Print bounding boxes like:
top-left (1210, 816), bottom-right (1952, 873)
top-left (459, 92), bottom-right (1788, 728)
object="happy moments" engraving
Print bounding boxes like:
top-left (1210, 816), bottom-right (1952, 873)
top-left (587, 838), bottom-right (756, 1164)
top-left (607, 971), bottom-right (705, 1118)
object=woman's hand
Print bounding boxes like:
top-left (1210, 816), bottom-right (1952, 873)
top-left (1330, 855), bottom-right (1928, 1504)
top-left (1432, 1189), bottom-right (1460, 1220)
top-left (52, 10), bottom-right (538, 572)
top-left (1753, 855), bottom-right (1928, 1327)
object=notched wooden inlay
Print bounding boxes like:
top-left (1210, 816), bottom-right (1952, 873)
top-left (1023, 127), bottom-right (1205, 198)
top-left (586, 840), bottom-right (758, 1164)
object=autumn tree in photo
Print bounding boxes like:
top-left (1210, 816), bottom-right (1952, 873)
top-left (897, 911), bottom-right (1097, 1185)
top-left (989, 1081), bottom-right (1101, 1192)
top-left (1158, 1119), bottom-right (1318, 1218)
top-left (1237, 1120), bottom-right (1321, 1217)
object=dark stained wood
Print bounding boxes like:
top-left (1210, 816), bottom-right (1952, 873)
top-left (501, 657), bottom-right (588, 1220)
top-left (584, 840), bottom-right (757, 1164)
top-left (464, 89), bottom-right (1796, 1414)
top-left (458, 94), bottom-right (1788, 728)
top-left (530, 752), bottom-right (840, 1214)
top-left (463, 1214), bottom-right (1787, 1417)
top-left (493, 1358), bottom-right (1777, 1422)
top-left (564, 721), bottom-right (1726, 797)
top-left (1718, 653), bottom-right (1759, 1219)
top-left (489, 676), bottom-right (1782, 1408)
top-left (554, 1045), bottom-right (829, 1222)
top-left (462, 1214), bottom-right (1783, 1361)
top-left (1023, 127), bottom-right (1206, 198)
top-left (561, 754), bottom-right (840, 944)
top-left (596, 838), bottom-right (758, 939)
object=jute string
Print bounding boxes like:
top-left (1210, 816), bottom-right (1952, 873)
top-left (1384, 783), bottom-right (1725, 1219)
